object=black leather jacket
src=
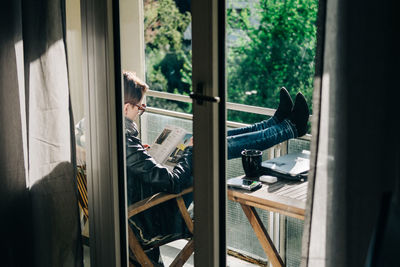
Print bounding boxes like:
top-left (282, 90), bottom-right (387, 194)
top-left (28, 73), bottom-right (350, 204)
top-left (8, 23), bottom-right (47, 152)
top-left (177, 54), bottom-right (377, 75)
top-left (125, 118), bottom-right (193, 248)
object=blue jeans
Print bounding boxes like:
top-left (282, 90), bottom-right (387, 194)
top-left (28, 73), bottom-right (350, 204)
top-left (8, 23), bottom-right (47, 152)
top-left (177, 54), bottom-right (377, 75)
top-left (227, 117), bottom-right (297, 159)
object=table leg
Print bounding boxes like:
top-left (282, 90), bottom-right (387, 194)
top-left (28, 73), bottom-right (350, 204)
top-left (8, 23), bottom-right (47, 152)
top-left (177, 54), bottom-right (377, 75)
top-left (240, 204), bottom-right (285, 267)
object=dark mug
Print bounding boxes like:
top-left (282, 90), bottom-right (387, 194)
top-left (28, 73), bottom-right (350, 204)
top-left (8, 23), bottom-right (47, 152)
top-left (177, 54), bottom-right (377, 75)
top-left (241, 149), bottom-right (263, 179)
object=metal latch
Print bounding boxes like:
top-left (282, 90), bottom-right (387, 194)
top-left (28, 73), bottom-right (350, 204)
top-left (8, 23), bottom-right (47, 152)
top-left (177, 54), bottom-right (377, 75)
top-left (189, 83), bottom-right (220, 105)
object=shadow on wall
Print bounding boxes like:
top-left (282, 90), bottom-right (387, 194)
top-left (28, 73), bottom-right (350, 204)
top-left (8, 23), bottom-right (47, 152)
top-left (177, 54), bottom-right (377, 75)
top-left (30, 161), bottom-right (82, 267)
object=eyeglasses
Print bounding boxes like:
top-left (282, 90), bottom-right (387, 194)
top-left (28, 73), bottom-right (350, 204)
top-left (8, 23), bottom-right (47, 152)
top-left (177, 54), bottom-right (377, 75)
top-left (134, 103), bottom-right (147, 116)
top-left (125, 101), bottom-right (147, 115)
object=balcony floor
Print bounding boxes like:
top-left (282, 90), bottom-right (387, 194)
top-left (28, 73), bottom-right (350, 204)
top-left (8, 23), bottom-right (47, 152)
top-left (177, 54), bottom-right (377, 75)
top-left (160, 240), bottom-right (259, 266)
top-left (83, 241), bottom-right (259, 266)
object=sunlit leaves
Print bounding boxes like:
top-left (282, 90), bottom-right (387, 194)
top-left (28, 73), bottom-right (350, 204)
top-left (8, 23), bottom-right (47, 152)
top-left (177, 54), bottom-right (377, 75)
top-left (227, 0), bottom-right (318, 123)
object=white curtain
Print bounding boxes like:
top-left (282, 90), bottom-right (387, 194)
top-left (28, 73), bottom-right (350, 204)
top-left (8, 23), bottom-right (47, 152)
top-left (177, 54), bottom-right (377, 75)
top-left (0, 1), bottom-right (82, 266)
top-left (301, 0), bottom-right (400, 266)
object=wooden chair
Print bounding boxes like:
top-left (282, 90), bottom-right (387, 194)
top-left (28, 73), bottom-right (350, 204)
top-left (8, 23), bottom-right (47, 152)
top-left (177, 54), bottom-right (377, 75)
top-left (76, 161), bottom-right (194, 266)
top-left (76, 165), bottom-right (90, 244)
top-left (127, 187), bottom-right (194, 267)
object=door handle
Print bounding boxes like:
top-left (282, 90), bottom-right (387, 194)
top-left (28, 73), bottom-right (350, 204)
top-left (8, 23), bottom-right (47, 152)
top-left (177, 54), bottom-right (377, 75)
top-left (189, 83), bottom-right (220, 105)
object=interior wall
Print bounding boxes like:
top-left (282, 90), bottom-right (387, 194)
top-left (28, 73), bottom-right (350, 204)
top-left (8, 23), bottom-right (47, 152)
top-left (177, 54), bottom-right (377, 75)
top-left (119, 0), bottom-right (145, 79)
top-left (119, 0), bottom-right (146, 132)
top-left (66, 0), bottom-right (84, 124)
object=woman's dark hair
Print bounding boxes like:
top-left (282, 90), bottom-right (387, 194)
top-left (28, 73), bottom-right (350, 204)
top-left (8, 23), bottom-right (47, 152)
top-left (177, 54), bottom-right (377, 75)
top-left (123, 71), bottom-right (148, 105)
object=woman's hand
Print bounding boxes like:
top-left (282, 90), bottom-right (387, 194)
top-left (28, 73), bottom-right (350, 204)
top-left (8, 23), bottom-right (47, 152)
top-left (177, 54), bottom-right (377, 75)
top-left (188, 137), bottom-right (193, 147)
top-left (143, 144), bottom-right (151, 151)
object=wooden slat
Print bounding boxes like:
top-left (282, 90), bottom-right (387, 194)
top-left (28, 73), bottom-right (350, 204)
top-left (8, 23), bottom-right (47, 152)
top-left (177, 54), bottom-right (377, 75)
top-left (297, 194), bottom-right (308, 201)
top-left (287, 189), bottom-right (308, 199)
top-left (128, 226), bottom-right (153, 266)
top-left (227, 249), bottom-right (268, 266)
top-left (228, 186), bottom-right (306, 219)
top-left (272, 182), bottom-right (304, 194)
top-left (176, 196), bottom-right (194, 233)
top-left (76, 168), bottom-right (89, 218)
top-left (128, 187), bottom-right (193, 218)
top-left (275, 183), bottom-right (308, 196)
top-left (280, 186), bottom-right (308, 198)
top-left (240, 204), bottom-right (285, 267)
top-left (231, 196), bottom-right (305, 220)
top-left (170, 239), bottom-right (194, 267)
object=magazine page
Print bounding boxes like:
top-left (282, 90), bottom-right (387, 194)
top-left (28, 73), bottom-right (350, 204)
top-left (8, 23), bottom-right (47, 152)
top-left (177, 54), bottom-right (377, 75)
top-left (147, 125), bottom-right (187, 165)
top-left (163, 132), bottom-right (193, 171)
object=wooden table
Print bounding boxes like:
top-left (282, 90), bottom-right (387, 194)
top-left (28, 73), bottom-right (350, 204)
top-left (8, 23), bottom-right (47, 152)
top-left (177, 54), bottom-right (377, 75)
top-left (228, 176), bottom-right (308, 267)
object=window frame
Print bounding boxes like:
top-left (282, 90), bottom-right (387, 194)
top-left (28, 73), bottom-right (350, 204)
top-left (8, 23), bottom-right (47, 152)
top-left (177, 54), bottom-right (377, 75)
top-left (80, 0), bottom-right (314, 265)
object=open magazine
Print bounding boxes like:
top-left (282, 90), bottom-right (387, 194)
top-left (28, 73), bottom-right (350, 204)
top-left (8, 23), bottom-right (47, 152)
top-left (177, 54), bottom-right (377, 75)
top-left (147, 125), bottom-right (192, 170)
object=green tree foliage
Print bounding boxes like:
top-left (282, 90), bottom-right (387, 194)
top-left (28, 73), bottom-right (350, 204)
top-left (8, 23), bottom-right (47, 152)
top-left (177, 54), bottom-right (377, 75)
top-left (144, 0), bottom-right (318, 124)
top-left (227, 0), bottom-right (318, 123)
top-left (144, 0), bottom-right (192, 113)
top-left (144, 0), bottom-right (190, 51)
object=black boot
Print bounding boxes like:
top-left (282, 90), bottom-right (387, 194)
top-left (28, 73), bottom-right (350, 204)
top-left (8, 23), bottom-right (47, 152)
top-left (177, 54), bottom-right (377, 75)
top-left (289, 92), bottom-right (309, 137)
top-left (274, 87), bottom-right (294, 122)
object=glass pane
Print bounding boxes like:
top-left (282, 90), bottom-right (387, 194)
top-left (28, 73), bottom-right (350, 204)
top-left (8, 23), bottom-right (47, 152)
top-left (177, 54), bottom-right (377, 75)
top-left (119, 0), bottom-right (194, 265)
top-left (144, 0), bottom-right (193, 113)
top-left (65, 0), bottom-right (90, 265)
top-left (226, 0), bottom-right (318, 265)
top-left (226, 0), bottom-right (317, 122)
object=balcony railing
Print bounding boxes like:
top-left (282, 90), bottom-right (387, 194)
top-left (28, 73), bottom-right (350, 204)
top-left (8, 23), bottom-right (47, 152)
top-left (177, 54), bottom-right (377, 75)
top-left (146, 90), bottom-right (311, 141)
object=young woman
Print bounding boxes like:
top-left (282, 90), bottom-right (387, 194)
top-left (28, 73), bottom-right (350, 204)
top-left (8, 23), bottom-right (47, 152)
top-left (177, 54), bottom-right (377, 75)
top-left (123, 71), bottom-right (309, 265)
top-left (124, 72), bottom-right (193, 266)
